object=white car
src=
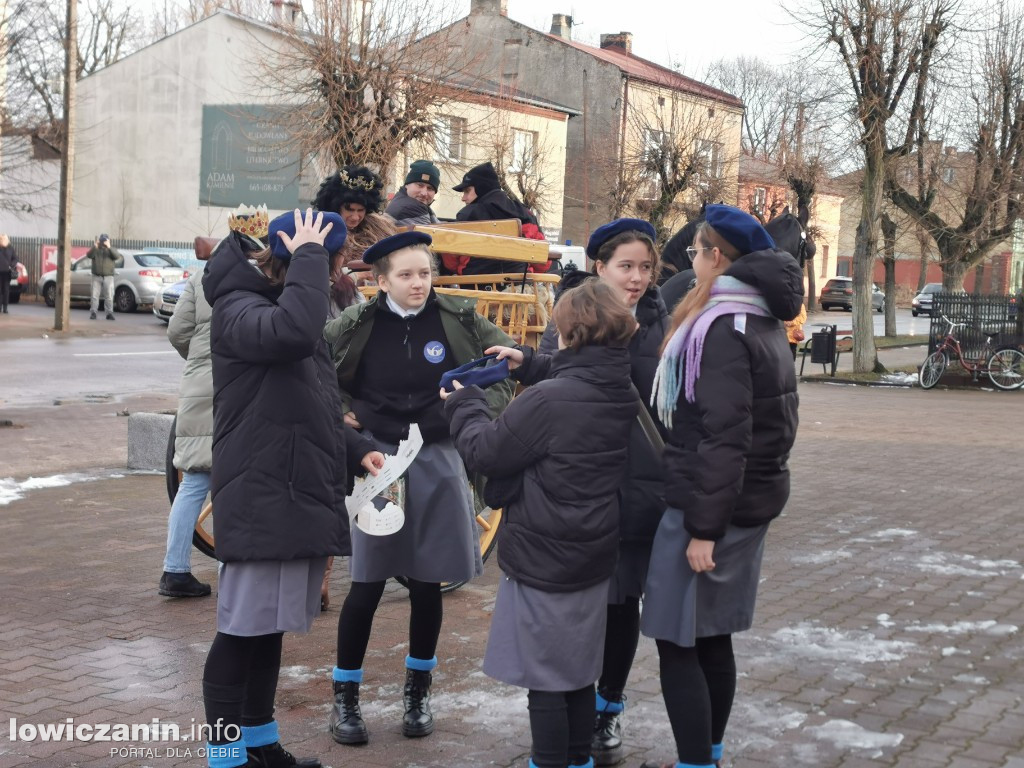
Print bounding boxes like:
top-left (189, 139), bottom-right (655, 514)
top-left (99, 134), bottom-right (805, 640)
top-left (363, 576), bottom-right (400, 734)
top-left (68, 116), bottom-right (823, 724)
top-left (37, 251), bottom-right (187, 313)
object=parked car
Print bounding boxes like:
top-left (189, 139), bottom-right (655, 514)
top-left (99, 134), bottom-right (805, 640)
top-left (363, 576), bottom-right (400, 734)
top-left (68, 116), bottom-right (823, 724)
top-left (819, 276), bottom-right (885, 312)
top-left (37, 251), bottom-right (187, 313)
top-left (911, 283), bottom-right (943, 316)
top-left (8, 263), bottom-right (28, 304)
top-left (153, 278), bottom-right (189, 323)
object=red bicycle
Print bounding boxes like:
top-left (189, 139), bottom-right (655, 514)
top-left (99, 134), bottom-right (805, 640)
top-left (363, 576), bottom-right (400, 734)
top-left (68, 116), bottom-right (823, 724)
top-left (919, 314), bottom-right (1024, 390)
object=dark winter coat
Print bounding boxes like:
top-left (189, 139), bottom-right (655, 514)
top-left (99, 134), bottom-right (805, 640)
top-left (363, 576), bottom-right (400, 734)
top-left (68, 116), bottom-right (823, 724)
top-left (202, 235), bottom-right (371, 563)
top-left (454, 188), bottom-right (538, 274)
top-left (538, 274), bottom-right (670, 543)
top-left (86, 244), bottom-right (121, 276)
top-left (444, 345), bottom-right (637, 592)
top-left (384, 187), bottom-right (440, 227)
top-left (0, 245), bottom-right (18, 273)
top-left (664, 249), bottom-right (802, 541)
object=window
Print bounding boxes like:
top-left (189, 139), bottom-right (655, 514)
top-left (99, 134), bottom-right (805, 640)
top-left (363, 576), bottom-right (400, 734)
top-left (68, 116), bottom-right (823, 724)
top-left (752, 187), bottom-right (767, 215)
top-left (508, 129), bottom-right (537, 174)
top-left (135, 254), bottom-right (180, 268)
top-left (695, 139), bottom-right (723, 178)
top-left (942, 167), bottom-right (955, 184)
top-left (434, 116), bottom-right (467, 163)
top-left (820, 244), bottom-right (829, 277)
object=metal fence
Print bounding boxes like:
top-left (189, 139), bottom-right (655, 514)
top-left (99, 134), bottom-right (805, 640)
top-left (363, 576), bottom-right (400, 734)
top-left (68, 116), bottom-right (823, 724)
top-left (8, 236), bottom-right (195, 297)
top-left (929, 292), bottom-right (1023, 359)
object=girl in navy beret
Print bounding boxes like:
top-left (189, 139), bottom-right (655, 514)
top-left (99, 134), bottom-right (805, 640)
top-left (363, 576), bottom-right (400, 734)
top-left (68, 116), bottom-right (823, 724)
top-left (322, 232), bottom-right (516, 747)
top-left (538, 217), bottom-right (670, 764)
top-left (641, 205), bottom-right (803, 768)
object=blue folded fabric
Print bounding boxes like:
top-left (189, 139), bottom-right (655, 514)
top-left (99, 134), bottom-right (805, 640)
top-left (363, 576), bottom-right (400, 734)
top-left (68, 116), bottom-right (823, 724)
top-left (439, 354), bottom-right (510, 393)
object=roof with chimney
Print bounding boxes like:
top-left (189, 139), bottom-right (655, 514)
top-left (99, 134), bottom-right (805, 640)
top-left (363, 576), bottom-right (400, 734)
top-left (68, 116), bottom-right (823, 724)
top-left (548, 36), bottom-right (743, 108)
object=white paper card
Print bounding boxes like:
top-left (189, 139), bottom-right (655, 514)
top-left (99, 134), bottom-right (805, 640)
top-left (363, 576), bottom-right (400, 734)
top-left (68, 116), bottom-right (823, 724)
top-left (346, 424), bottom-right (423, 536)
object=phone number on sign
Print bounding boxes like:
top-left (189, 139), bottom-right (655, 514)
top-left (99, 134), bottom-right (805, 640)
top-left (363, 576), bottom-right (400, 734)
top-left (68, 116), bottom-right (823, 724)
top-left (248, 183), bottom-right (285, 193)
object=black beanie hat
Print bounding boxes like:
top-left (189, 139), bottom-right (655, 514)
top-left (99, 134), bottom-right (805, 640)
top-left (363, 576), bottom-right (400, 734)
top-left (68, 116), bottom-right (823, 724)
top-left (404, 159), bottom-right (440, 191)
top-left (453, 161), bottom-right (500, 197)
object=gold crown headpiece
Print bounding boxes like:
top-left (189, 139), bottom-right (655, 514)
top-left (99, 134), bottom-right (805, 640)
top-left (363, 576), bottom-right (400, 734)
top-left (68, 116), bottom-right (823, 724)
top-left (338, 168), bottom-right (379, 191)
top-left (227, 204), bottom-right (270, 239)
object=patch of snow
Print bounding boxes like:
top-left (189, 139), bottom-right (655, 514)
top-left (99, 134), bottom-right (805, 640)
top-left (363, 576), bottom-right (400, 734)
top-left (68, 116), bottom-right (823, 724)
top-left (877, 614), bottom-right (895, 628)
top-left (0, 472), bottom-right (105, 506)
top-left (953, 674), bottom-right (989, 685)
top-left (849, 528), bottom-right (917, 543)
top-left (805, 719), bottom-right (904, 757)
top-left (764, 623), bottom-right (916, 664)
top-left (792, 550), bottom-right (852, 565)
top-left (279, 665), bottom-right (318, 684)
top-left (914, 552), bottom-right (1020, 578)
top-left (905, 620), bottom-right (1017, 636)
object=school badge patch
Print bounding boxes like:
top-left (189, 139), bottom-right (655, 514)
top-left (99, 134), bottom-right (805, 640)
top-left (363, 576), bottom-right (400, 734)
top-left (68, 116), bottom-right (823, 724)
top-left (423, 341), bottom-right (446, 364)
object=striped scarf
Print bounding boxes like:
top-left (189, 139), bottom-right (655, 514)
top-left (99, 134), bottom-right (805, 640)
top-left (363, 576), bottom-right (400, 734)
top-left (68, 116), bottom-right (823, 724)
top-left (651, 276), bottom-right (772, 428)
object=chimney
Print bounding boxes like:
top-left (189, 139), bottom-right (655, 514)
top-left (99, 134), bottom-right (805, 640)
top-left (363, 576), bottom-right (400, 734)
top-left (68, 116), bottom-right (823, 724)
top-left (470, 0), bottom-right (509, 15)
top-left (269, 0), bottom-right (301, 25)
top-left (550, 13), bottom-right (573, 39)
top-left (600, 32), bottom-right (633, 54)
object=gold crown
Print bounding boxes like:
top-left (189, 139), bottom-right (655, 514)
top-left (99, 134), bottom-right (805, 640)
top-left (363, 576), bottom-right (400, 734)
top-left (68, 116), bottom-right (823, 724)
top-left (228, 204), bottom-right (270, 238)
top-left (338, 168), bottom-right (378, 191)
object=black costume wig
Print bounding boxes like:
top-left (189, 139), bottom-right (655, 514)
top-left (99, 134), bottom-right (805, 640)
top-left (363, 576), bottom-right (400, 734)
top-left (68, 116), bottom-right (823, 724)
top-left (313, 165), bottom-right (386, 214)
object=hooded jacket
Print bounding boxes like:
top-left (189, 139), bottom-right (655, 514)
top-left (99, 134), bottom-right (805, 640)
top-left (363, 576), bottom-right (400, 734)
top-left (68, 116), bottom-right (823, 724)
top-left (202, 235), bottom-right (371, 562)
top-left (539, 271), bottom-right (670, 543)
top-left (444, 345), bottom-right (637, 592)
top-left (168, 270), bottom-right (213, 472)
top-left (664, 248), bottom-right (802, 540)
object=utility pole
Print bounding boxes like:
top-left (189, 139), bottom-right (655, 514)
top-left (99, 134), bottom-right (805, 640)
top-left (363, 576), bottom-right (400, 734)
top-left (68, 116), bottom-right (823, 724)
top-left (54, 0), bottom-right (77, 331)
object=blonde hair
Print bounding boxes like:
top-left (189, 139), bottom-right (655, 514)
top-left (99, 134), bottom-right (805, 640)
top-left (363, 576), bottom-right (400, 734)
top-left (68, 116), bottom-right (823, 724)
top-left (661, 223), bottom-right (740, 352)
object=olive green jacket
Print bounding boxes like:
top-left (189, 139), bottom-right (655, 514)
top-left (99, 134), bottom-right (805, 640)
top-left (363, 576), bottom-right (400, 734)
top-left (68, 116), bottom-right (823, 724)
top-left (323, 292), bottom-right (516, 418)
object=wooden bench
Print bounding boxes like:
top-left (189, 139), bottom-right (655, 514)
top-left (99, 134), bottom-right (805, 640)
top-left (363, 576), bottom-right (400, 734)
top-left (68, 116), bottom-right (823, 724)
top-left (799, 328), bottom-right (853, 376)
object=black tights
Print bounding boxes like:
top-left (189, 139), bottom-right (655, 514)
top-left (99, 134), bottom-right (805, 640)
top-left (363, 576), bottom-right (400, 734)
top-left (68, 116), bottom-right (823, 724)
top-left (336, 578), bottom-right (442, 669)
top-left (656, 635), bottom-right (736, 765)
top-left (597, 597), bottom-right (641, 696)
top-left (528, 686), bottom-right (594, 768)
top-left (202, 632), bottom-right (283, 744)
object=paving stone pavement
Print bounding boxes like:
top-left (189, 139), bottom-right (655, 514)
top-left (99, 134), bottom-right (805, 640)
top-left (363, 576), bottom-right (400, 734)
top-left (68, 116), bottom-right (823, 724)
top-left (0, 383), bottom-right (1022, 768)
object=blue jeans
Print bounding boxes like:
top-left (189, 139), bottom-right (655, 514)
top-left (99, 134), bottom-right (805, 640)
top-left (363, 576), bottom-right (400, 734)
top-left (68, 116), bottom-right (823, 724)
top-left (163, 470), bottom-right (211, 573)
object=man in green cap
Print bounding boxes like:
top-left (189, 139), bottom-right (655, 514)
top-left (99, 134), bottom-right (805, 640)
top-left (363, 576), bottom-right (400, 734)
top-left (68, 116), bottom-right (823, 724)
top-left (385, 160), bottom-right (442, 227)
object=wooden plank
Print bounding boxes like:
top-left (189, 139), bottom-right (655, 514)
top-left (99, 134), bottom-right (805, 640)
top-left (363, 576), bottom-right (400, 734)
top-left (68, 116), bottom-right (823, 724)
top-left (425, 219), bottom-right (522, 237)
top-left (414, 226), bottom-right (549, 265)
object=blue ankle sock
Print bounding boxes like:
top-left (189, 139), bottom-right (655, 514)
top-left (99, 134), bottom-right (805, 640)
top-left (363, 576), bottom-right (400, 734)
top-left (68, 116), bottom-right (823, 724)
top-left (240, 720), bottom-right (278, 748)
top-left (711, 742), bottom-right (724, 761)
top-left (333, 666), bottom-right (363, 683)
top-left (570, 759), bottom-right (595, 768)
top-left (405, 655), bottom-right (437, 672)
top-left (595, 690), bottom-right (624, 714)
top-left (206, 742), bottom-right (246, 768)
top-left (676, 763), bottom-right (716, 768)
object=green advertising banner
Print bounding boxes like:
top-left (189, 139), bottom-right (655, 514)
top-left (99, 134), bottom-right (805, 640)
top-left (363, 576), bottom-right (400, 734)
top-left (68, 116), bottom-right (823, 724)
top-left (199, 105), bottom-right (301, 209)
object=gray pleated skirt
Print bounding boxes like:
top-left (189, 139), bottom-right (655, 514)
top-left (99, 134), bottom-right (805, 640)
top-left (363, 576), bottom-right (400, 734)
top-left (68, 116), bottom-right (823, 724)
top-left (350, 437), bottom-right (482, 584)
top-left (483, 575), bottom-right (609, 691)
top-left (217, 557), bottom-right (329, 636)
top-left (607, 541), bottom-right (654, 604)
top-left (641, 507), bottom-right (768, 648)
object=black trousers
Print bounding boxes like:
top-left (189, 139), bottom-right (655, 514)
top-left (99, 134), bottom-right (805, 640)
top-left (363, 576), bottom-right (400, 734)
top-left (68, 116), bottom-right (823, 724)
top-left (598, 597), bottom-right (641, 696)
top-left (336, 578), bottom-right (443, 669)
top-left (202, 632), bottom-right (283, 744)
top-left (0, 272), bottom-right (10, 309)
top-left (656, 635), bottom-right (736, 765)
top-left (528, 686), bottom-right (595, 768)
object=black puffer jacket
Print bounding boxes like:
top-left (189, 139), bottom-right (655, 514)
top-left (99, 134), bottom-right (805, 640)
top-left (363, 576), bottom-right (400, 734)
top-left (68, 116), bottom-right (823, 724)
top-left (384, 187), bottom-right (439, 227)
top-left (454, 188), bottom-right (537, 274)
top-left (444, 345), bottom-right (636, 592)
top-left (664, 248), bottom-right (802, 541)
top-left (538, 274), bottom-right (670, 543)
top-left (202, 235), bottom-right (371, 562)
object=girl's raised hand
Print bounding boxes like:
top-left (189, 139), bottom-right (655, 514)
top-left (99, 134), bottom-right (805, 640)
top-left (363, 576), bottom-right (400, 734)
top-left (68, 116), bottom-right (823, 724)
top-left (277, 208), bottom-right (334, 254)
top-left (485, 345), bottom-right (524, 371)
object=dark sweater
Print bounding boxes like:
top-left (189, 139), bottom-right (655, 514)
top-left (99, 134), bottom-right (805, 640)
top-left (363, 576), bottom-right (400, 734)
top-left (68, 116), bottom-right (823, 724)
top-left (351, 296), bottom-right (456, 444)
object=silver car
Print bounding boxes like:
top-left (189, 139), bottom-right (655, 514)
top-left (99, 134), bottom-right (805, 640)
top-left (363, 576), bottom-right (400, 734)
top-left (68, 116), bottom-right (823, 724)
top-left (911, 283), bottom-right (942, 316)
top-left (37, 251), bottom-right (187, 312)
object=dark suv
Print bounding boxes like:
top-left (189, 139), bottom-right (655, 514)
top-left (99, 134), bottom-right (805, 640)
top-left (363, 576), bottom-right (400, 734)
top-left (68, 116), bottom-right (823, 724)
top-left (819, 277), bottom-right (885, 312)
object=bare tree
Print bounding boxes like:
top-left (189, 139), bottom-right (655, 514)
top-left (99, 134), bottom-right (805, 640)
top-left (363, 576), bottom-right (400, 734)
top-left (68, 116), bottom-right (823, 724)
top-left (885, 4), bottom-right (1024, 291)
top-left (481, 113), bottom-right (559, 221)
top-left (264, 0), bottom-right (468, 182)
top-left (806, 0), bottom-right (956, 373)
top-left (610, 93), bottom-right (736, 243)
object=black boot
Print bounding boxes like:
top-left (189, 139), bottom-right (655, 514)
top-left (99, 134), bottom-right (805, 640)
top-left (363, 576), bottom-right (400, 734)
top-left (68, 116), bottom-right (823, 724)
top-left (402, 668), bottom-right (434, 737)
top-left (592, 689), bottom-right (625, 766)
top-left (329, 680), bottom-right (368, 745)
top-left (245, 741), bottom-right (321, 767)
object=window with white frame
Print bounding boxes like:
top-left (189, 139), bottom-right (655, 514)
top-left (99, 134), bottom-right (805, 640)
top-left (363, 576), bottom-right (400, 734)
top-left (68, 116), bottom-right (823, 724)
top-left (508, 129), bottom-right (537, 174)
top-left (434, 116), bottom-right (467, 163)
top-left (695, 139), bottom-right (723, 179)
top-left (753, 187), bottom-right (767, 215)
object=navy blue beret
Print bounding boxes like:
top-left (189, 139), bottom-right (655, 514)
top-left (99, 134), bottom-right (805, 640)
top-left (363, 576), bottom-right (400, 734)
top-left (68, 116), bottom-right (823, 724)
top-left (704, 204), bottom-right (775, 255)
top-left (268, 210), bottom-right (347, 260)
top-left (586, 218), bottom-right (657, 258)
top-left (439, 354), bottom-right (510, 393)
top-left (362, 230), bottom-right (433, 265)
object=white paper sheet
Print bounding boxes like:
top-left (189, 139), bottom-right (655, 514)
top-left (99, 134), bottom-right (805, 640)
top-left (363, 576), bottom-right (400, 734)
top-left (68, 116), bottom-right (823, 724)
top-left (346, 424), bottom-right (423, 536)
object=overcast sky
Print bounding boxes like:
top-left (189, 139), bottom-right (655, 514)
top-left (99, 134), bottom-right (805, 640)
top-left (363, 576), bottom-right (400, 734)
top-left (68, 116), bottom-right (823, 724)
top-left (456, 0), bottom-right (808, 77)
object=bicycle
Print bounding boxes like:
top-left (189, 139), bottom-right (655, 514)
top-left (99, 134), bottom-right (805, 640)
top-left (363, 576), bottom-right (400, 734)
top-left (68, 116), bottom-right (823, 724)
top-left (919, 314), bottom-right (1024, 391)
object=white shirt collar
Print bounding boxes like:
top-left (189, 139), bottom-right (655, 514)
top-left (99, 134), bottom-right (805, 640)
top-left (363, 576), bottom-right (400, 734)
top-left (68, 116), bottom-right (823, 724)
top-left (385, 293), bottom-right (426, 318)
